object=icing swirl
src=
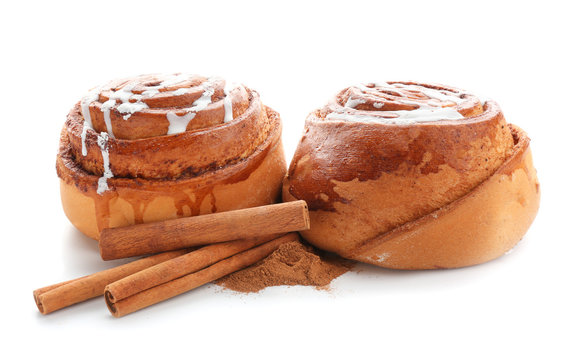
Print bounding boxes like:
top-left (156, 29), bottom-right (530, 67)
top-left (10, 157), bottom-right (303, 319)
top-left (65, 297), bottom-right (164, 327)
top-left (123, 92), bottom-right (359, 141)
top-left (80, 73), bottom-right (246, 141)
top-left (65, 74), bottom-right (271, 185)
top-left (317, 82), bottom-right (484, 124)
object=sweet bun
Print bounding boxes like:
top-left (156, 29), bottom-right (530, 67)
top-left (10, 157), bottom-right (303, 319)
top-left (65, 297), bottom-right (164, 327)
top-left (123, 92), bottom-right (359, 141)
top-left (283, 82), bottom-right (539, 269)
top-left (58, 74), bottom-right (286, 240)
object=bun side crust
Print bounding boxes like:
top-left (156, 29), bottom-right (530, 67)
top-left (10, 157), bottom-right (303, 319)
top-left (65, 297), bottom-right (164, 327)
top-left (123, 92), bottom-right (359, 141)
top-left (347, 125), bottom-right (539, 269)
top-left (58, 106), bottom-right (285, 240)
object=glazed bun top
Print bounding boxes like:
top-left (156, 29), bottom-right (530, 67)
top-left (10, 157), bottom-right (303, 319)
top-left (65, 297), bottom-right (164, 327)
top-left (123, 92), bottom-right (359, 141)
top-left (79, 73), bottom-right (250, 141)
top-left (64, 73), bottom-right (277, 182)
top-left (312, 81), bottom-right (486, 124)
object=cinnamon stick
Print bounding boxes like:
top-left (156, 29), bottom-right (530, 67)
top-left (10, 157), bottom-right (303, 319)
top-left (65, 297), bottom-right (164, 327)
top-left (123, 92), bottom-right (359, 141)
top-left (105, 233), bottom-right (299, 317)
top-left (33, 249), bottom-right (188, 315)
top-left (106, 234), bottom-right (282, 302)
top-left (99, 200), bottom-right (309, 260)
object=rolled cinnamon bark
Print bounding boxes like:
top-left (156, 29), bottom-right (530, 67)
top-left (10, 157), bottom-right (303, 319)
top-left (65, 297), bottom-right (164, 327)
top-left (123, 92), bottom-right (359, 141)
top-left (33, 249), bottom-right (188, 314)
top-left (57, 74), bottom-right (286, 240)
top-left (99, 201), bottom-right (309, 260)
top-left (283, 82), bottom-right (540, 269)
top-left (105, 233), bottom-right (298, 317)
top-left (105, 234), bottom-right (285, 306)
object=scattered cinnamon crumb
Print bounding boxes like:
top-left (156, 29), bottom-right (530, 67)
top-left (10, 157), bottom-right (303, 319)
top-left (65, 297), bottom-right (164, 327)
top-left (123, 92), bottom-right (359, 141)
top-left (215, 240), bottom-right (354, 293)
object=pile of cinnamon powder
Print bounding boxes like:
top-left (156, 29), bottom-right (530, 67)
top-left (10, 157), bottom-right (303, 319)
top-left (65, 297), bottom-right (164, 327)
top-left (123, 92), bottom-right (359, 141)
top-left (215, 239), bottom-right (354, 293)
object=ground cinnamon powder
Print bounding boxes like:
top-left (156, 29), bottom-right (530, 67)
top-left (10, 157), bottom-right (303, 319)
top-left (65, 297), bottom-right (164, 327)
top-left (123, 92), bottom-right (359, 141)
top-left (215, 239), bottom-right (354, 293)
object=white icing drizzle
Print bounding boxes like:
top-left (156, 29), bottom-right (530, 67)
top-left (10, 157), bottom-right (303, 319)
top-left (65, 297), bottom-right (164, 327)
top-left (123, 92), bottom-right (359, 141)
top-left (101, 74), bottom-right (192, 122)
top-left (101, 99), bottom-right (116, 137)
top-left (344, 97), bottom-right (367, 109)
top-left (392, 83), bottom-right (462, 103)
top-left (223, 81), bottom-right (236, 123)
top-left (327, 112), bottom-right (410, 124)
top-left (172, 88), bottom-right (189, 96)
top-left (80, 88), bottom-right (101, 156)
top-left (136, 74), bottom-right (190, 98)
top-left (120, 74), bottom-right (199, 119)
top-left (78, 74), bottom-right (233, 195)
top-left (116, 100), bottom-right (149, 118)
top-left (166, 112), bottom-right (196, 134)
top-left (192, 85), bottom-right (215, 109)
top-left (96, 132), bottom-right (113, 195)
top-left (158, 73), bottom-right (190, 88)
top-left (369, 82), bottom-right (466, 105)
top-left (166, 80), bottom-right (216, 134)
top-left (327, 106), bottom-right (464, 124)
top-left (80, 75), bottom-right (226, 161)
top-left (142, 89), bottom-right (160, 97)
top-left (330, 82), bottom-right (467, 124)
top-left (105, 83), bottom-right (148, 121)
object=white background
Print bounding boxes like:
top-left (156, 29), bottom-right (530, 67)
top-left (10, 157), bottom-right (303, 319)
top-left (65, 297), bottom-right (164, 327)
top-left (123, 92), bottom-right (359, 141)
top-left (1, 0), bottom-right (574, 359)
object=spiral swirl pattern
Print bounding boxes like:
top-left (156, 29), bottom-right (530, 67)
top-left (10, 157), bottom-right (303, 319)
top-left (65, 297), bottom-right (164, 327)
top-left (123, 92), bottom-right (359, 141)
top-left (64, 74), bottom-right (273, 186)
top-left (80, 74), bottom-right (248, 140)
top-left (316, 82), bottom-right (484, 124)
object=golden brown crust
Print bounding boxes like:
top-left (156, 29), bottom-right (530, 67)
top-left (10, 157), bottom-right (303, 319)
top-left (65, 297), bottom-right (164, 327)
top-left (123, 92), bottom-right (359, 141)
top-left (344, 125), bottom-right (540, 269)
top-left (57, 74), bottom-right (286, 240)
top-left (283, 82), bottom-right (539, 269)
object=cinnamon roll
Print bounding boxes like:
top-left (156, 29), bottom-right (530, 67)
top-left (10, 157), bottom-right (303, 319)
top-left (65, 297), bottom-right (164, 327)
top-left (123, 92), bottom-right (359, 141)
top-left (283, 82), bottom-right (539, 269)
top-left (58, 74), bottom-right (286, 240)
